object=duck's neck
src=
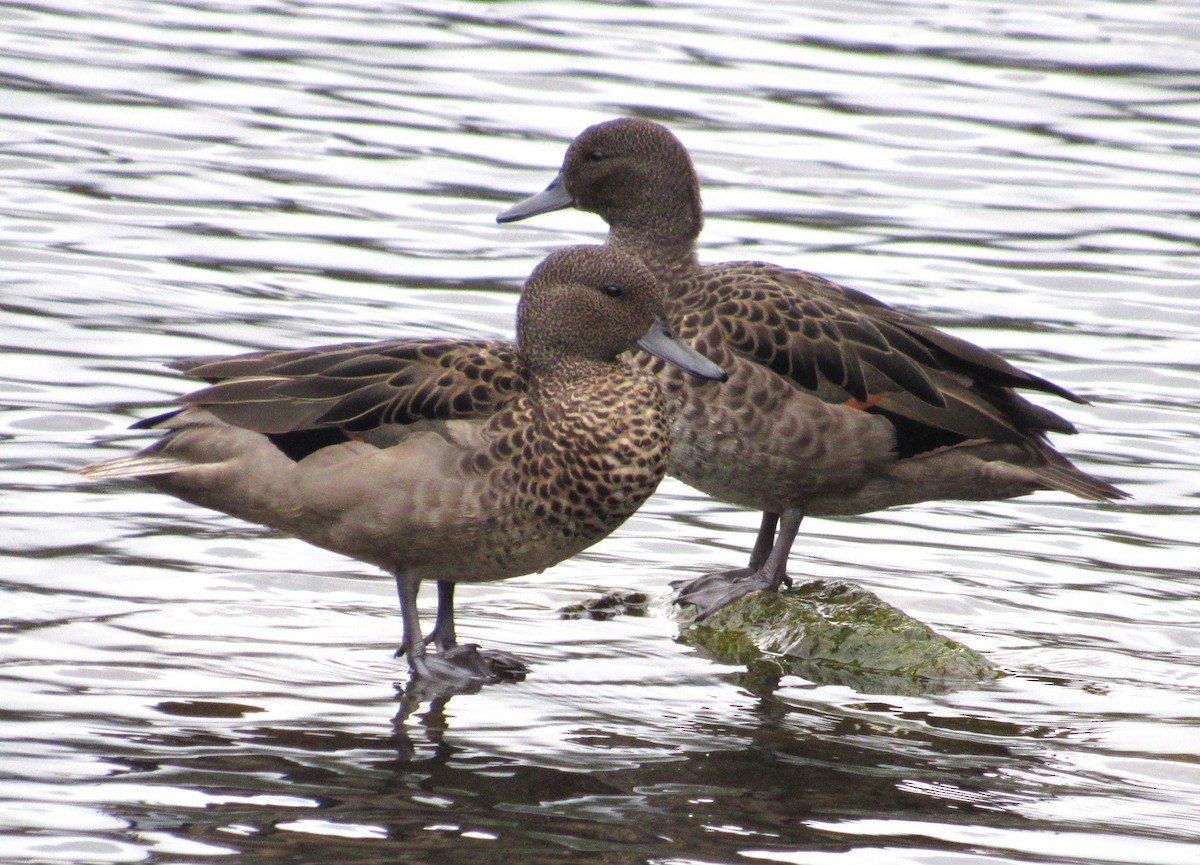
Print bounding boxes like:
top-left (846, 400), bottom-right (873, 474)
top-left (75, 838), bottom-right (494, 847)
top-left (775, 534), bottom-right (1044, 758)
top-left (525, 355), bottom-right (617, 399)
top-left (602, 174), bottom-right (703, 288)
top-left (607, 224), bottom-right (701, 289)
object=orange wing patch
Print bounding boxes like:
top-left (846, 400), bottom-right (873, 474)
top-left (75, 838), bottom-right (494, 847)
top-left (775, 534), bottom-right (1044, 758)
top-left (843, 393), bottom-right (886, 411)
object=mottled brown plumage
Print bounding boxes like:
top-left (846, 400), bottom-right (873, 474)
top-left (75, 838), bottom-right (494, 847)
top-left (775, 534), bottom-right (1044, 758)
top-left (82, 245), bottom-right (723, 687)
top-left (497, 117), bottom-right (1126, 618)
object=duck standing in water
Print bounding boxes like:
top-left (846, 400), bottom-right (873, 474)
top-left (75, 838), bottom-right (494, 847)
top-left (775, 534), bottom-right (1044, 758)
top-left (83, 245), bottom-right (725, 687)
top-left (498, 118), bottom-right (1126, 619)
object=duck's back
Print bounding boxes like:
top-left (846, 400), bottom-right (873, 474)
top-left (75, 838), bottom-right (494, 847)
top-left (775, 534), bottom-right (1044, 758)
top-left (640, 258), bottom-right (1122, 514)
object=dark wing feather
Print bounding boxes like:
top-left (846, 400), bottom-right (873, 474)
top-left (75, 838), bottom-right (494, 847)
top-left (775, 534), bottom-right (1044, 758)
top-left (838, 285), bottom-right (1087, 404)
top-left (683, 262), bottom-right (1083, 454)
top-left (693, 264), bottom-right (946, 408)
top-left (171, 338), bottom-right (522, 435)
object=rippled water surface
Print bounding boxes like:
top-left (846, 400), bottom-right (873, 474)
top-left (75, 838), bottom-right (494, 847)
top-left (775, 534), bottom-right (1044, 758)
top-left (2, 1), bottom-right (1198, 863)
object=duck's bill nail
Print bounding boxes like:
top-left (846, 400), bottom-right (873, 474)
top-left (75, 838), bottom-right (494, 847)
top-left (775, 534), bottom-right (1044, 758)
top-left (496, 174), bottom-right (574, 223)
top-left (638, 317), bottom-right (726, 382)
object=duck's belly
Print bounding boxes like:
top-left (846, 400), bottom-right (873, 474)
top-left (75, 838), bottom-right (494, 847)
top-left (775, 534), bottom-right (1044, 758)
top-left (656, 362), bottom-right (1044, 516)
top-left (393, 484), bottom-right (652, 584)
top-left (655, 360), bottom-right (897, 515)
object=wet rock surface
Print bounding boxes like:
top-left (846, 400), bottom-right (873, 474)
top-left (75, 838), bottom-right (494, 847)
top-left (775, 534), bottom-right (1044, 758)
top-left (675, 579), bottom-right (1000, 695)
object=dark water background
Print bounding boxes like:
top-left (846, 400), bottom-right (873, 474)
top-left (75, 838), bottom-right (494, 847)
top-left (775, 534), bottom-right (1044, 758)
top-left (2, 1), bottom-right (1198, 863)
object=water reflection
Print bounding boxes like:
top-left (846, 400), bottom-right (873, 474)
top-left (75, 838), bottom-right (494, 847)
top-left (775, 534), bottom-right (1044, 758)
top-left (77, 676), bottom-right (1170, 865)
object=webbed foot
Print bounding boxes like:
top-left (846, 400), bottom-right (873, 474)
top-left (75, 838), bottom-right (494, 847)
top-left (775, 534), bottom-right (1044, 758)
top-left (674, 509), bottom-right (802, 619)
top-left (393, 578), bottom-right (527, 692)
top-left (406, 643), bottom-right (528, 691)
top-left (439, 643), bottom-right (528, 682)
top-left (672, 564), bottom-right (791, 620)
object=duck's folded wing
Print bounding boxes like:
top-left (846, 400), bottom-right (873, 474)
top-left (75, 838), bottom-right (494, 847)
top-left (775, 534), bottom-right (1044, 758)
top-left (150, 338), bottom-right (522, 435)
top-left (695, 263), bottom-right (941, 403)
top-left (837, 283), bottom-right (1087, 405)
top-left (692, 263), bottom-right (1082, 446)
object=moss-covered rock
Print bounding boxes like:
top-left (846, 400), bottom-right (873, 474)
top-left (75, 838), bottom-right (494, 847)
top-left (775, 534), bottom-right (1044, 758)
top-left (675, 579), bottom-right (1000, 695)
top-left (560, 590), bottom-right (651, 620)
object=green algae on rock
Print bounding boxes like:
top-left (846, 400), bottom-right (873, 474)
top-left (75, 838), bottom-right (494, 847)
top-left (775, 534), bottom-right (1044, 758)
top-left (676, 579), bottom-right (1000, 695)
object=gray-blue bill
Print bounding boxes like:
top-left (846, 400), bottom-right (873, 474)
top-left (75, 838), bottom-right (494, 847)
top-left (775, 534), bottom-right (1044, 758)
top-left (496, 173), bottom-right (573, 223)
top-left (638, 317), bottom-right (725, 381)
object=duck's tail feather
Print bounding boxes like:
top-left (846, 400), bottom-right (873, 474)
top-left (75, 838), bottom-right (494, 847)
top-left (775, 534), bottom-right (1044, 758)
top-left (130, 408), bottom-right (184, 430)
top-left (1032, 462), bottom-right (1128, 502)
top-left (1026, 438), bottom-right (1129, 502)
top-left (79, 454), bottom-right (193, 481)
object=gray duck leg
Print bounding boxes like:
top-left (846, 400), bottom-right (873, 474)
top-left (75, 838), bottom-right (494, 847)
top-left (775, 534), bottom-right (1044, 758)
top-left (428, 581), bottom-right (527, 678)
top-left (393, 579), bottom-right (450, 657)
top-left (672, 511), bottom-right (788, 584)
top-left (742, 512), bottom-right (792, 579)
top-left (673, 508), bottom-right (803, 620)
top-left (394, 576), bottom-right (526, 684)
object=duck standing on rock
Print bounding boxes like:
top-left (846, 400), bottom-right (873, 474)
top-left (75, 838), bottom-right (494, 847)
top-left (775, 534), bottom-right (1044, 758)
top-left (82, 245), bottom-right (725, 688)
top-left (497, 118), bottom-right (1127, 620)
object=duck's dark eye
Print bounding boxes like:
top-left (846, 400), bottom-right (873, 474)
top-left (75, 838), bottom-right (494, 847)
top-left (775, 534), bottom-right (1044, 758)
top-left (586, 149), bottom-right (606, 162)
top-left (599, 284), bottom-right (623, 298)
